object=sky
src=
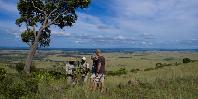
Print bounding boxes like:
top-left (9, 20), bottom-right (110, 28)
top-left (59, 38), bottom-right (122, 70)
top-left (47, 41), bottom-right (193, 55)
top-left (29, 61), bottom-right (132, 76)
top-left (0, 0), bottom-right (198, 48)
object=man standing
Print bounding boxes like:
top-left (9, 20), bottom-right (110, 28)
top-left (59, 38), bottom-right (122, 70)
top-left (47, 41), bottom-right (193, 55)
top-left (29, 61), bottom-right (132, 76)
top-left (94, 49), bottom-right (105, 92)
top-left (80, 57), bottom-right (90, 84)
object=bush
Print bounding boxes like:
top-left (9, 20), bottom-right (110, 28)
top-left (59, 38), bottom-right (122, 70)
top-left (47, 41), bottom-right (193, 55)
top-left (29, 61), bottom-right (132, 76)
top-left (130, 68), bottom-right (140, 73)
top-left (52, 66), bottom-right (66, 75)
top-left (4, 79), bottom-right (28, 98)
top-left (31, 70), bottom-right (66, 81)
top-left (15, 62), bottom-right (37, 73)
top-left (163, 57), bottom-right (175, 61)
top-left (156, 63), bottom-right (162, 67)
top-left (48, 71), bottom-right (66, 79)
top-left (106, 68), bottom-right (127, 76)
top-left (174, 62), bottom-right (181, 66)
top-left (32, 71), bottom-right (54, 81)
top-left (24, 78), bottom-right (38, 94)
top-left (116, 68), bottom-right (127, 75)
top-left (144, 68), bottom-right (155, 71)
top-left (30, 65), bottom-right (36, 72)
top-left (0, 68), bottom-right (6, 80)
top-left (0, 71), bottom-right (38, 98)
top-left (155, 65), bottom-right (164, 69)
top-left (155, 62), bottom-right (173, 69)
top-left (106, 71), bottom-right (115, 76)
top-left (183, 58), bottom-right (191, 63)
top-left (15, 62), bottom-right (25, 73)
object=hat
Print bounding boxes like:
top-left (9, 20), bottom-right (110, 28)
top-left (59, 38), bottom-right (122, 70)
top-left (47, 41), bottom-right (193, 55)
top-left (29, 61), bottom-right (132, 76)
top-left (82, 57), bottom-right (86, 61)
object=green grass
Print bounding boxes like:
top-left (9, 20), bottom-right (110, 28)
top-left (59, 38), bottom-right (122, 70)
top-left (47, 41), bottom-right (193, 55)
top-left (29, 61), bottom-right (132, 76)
top-left (0, 51), bottom-right (198, 99)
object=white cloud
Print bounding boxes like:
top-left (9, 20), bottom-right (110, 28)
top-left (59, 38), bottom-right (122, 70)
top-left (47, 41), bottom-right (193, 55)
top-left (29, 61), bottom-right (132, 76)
top-left (51, 29), bottom-right (71, 37)
top-left (114, 35), bottom-right (125, 40)
top-left (0, 24), bottom-right (21, 38)
top-left (109, 0), bottom-right (198, 40)
top-left (113, 0), bottom-right (158, 17)
top-left (1, 0), bottom-right (198, 48)
top-left (0, 0), bottom-right (18, 13)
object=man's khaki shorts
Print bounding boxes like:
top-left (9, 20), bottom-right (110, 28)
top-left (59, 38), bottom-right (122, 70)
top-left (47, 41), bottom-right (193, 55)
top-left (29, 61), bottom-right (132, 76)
top-left (90, 74), bottom-right (96, 79)
top-left (94, 74), bottom-right (105, 83)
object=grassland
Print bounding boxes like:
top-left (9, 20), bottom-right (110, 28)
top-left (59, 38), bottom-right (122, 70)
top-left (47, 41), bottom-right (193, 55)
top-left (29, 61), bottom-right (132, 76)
top-left (0, 50), bottom-right (198, 99)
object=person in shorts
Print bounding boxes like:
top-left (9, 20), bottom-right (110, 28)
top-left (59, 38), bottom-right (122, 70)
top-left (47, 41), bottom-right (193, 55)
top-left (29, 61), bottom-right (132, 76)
top-left (93, 49), bottom-right (105, 93)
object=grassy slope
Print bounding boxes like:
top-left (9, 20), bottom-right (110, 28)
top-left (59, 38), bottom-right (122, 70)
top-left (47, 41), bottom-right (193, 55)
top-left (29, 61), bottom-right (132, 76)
top-left (0, 51), bottom-right (198, 99)
top-left (64, 62), bottom-right (198, 99)
top-left (47, 51), bottom-right (198, 99)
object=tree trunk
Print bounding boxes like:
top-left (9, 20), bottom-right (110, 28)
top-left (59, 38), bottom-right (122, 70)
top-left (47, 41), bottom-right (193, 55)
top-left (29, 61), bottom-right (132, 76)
top-left (24, 28), bottom-right (43, 73)
top-left (24, 19), bottom-right (48, 73)
top-left (24, 41), bottom-right (38, 73)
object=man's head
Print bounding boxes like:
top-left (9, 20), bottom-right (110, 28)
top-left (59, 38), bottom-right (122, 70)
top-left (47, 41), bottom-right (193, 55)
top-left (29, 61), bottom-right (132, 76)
top-left (95, 49), bottom-right (101, 56)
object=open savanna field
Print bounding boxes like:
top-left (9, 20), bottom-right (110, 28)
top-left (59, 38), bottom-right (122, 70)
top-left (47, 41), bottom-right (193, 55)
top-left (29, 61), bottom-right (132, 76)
top-left (0, 50), bottom-right (198, 99)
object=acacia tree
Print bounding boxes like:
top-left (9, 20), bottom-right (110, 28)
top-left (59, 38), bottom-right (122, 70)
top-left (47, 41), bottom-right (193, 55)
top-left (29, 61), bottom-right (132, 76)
top-left (16, 0), bottom-right (90, 73)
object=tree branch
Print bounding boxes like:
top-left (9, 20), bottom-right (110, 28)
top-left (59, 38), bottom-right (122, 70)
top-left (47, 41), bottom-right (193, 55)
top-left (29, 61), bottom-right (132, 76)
top-left (36, 17), bottom-right (49, 39)
top-left (31, 0), bottom-right (45, 14)
top-left (47, 9), bottom-right (57, 19)
top-left (32, 25), bottom-right (36, 38)
top-left (48, 10), bottom-right (68, 26)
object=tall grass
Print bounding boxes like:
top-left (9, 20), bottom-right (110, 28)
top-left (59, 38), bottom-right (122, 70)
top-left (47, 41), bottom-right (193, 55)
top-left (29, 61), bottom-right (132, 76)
top-left (0, 51), bottom-right (198, 99)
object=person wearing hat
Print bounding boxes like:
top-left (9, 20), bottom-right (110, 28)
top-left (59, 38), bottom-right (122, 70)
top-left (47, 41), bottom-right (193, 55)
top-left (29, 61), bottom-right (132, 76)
top-left (80, 57), bottom-right (90, 84)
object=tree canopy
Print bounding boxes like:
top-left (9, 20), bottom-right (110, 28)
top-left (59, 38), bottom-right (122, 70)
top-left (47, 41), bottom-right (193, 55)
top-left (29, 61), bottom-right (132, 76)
top-left (16, 0), bottom-right (91, 73)
top-left (16, 0), bottom-right (90, 47)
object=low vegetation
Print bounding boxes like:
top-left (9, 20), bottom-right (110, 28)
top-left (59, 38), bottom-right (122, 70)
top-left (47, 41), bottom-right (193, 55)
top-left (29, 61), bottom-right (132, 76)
top-left (106, 68), bottom-right (127, 76)
top-left (0, 51), bottom-right (198, 99)
top-left (130, 68), bottom-right (140, 73)
top-left (183, 58), bottom-right (191, 63)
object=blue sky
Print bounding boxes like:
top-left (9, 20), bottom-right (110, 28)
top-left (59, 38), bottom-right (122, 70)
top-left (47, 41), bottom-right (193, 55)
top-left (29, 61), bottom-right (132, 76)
top-left (0, 0), bottom-right (198, 48)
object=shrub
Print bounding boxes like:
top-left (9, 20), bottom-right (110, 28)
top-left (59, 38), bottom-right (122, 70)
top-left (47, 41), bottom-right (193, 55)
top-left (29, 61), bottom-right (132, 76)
top-left (48, 71), bottom-right (66, 79)
top-left (24, 78), bottom-right (38, 94)
top-left (155, 62), bottom-right (173, 69)
top-left (117, 83), bottom-right (126, 89)
top-left (106, 71), bottom-right (115, 76)
top-left (117, 68), bottom-right (127, 75)
top-left (52, 66), bottom-right (66, 75)
top-left (0, 68), bottom-right (6, 80)
top-left (156, 63), bottom-right (162, 67)
top-left (15, 62), bottom-right (37, 73)
top-left (163, 57), bottom-right (175, 61)
top-left (5, 79), bottom-right (28, 98)
top-left (130, 68), bottom-right (140, 73)
top-left (32, 71), bottom-right (54, 81)
top-left (30, 64), bottom-right (36, 72)
top-left (144, 68), bottom-right (155, 71)
top-left (174, 62), bottom-right (181, 66)
top-left (106, 68), bottom-right (127, 76)
top-left (183, 58), bottom-right (191, 63)
top-left (15, 62), bottom-right (25, 73)
top-left (155, 65), bottom-right (164, 69)
top-left (0, 72), bottom-right (38, 98)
